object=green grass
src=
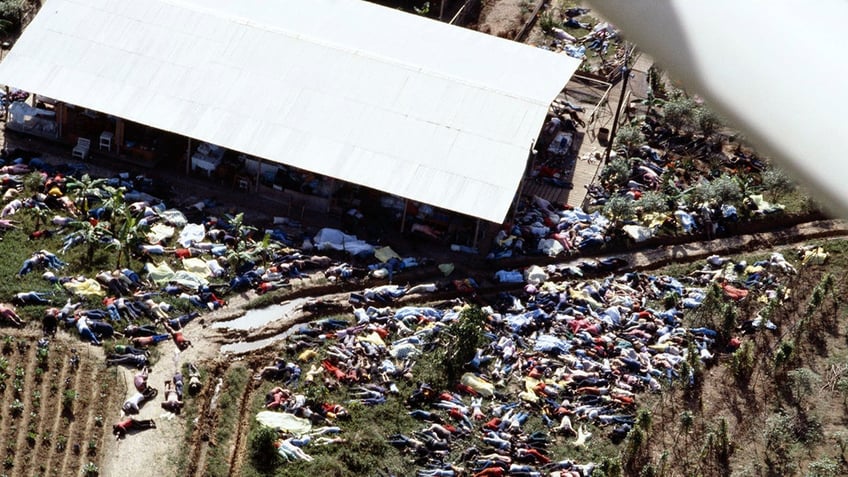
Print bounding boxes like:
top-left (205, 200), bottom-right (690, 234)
top-left (206, 363), bottom-right (250, 477)
top-left (238, 372), bottom-right (422, 477)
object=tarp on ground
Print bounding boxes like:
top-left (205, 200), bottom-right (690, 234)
top-left (255, 411), bottom-right (312, 436)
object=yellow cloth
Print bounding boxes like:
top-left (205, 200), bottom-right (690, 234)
top-left (568, 287), bottom-right (602, 309)
top-left (802, 247), bottom-right (827, 265)
top-left (460, 372), bottom-right (494, 397)
top-left (182, 257), bottom-right (211, 277)
top-left (374, 246), bottom-right (401, 263)
top-left (63, 278), bottom-right (105, 297)
top-left (743, 265), bottom-right (765, 275)
top-left (521, 376), bottom-right (541, 403)
top-left (357, 332), bottom-right (386, 347)
top-left (298, 349), bottom-right (317, 362)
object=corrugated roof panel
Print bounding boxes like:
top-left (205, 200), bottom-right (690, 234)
top-left (0, 0), bottom-right (580, 222)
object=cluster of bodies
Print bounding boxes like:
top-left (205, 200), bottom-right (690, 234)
top-left (585, 142), bottom-right (785, 243)
top-left (487, 196), bottom-right (612, 260)
top-left (0, 155), bottom-right (813, 470)
top-left (111, 362), bottom-right (203, 439)
top-left (0, 157), bottom-right (465, 440)
top-left (249, 250), bottom-right (803, 476)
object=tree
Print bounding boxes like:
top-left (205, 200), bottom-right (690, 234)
top-left (250, 233), bottom-right (281, 267)
top-left (62, 220), bottom-right (116, 267)
top-left (225, 212), bottom-right (256, 241)
top-left (441, 305), bottom-right (486, 386)
top-left (65, 174), bottom-right (111, 215)
top-left (249, 425), bottom-right (280, 470)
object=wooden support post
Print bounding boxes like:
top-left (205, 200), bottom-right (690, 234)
top-left (400, 199), bottom-right (408, 233)
top-left (115, 118), bottom-right (125, 156)
top-left (473, 218), bottom-right (481, 248)
top-left (185, 137), bottom-right (191, 175)
top-left (254, 156), bottom-right (262, 192)
top-left (56, 102), bottom-right (65, 138)
top-left (604, 43), bottom-right (632, 163)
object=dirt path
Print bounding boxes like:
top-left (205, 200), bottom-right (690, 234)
top-left (476, 0), bottom-right (527, 38)
top-left (100, 330), bottom-right (221, 477)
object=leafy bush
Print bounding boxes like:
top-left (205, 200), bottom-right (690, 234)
top-left (62, 390), bottom-right (77, 412)
top-left (248, 426), bottom-right (279, 470)
top-left (614, 123), bottom-right (645, 155)
top-left (662, 95), bottom-right (696, 134)
top-left (600, 157), bottom-right (632, 188)
top-left (787, 368), bottom-right (821, 405)
top-left (603, 195), bottom-right (637, 225)
top-left (442, 305), bottom-right (486, 385)
top-left (0, 0), bottom-right (25, 21)
top-left (539, 10), bottom-right (559, 33)
top-left (637, 190), bottom-right (670, 214)
top-left (763, 411), bottom-right (798, 474)
top-left (694, 106), bottom-right (722, 137)
top-left (694, 174), bottom-right (742, 205)
top-left (807, 457), bottom-right (840, 477)
top-left (762, 166), bottom-right (796, 200)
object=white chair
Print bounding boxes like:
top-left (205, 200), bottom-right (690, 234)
top-left (72, 138), bottom-right (91, 160)
top-left (99, 131), bottom-right (114, 152)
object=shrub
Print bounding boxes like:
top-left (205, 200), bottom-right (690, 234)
top-left (82, 461), bottom-right (99, 476)
top-left (0, 0), bottom-right (26, 22)
top-left (762, 166), bottom-right (795, 200)
top-left (731, 340), bottom-right (755, 382)
top-left (600, 157), bottom-right (632, 188)
top-left (694, 106), bottom-right (722, 137)
top-left (442, 305), bottom-right (487, 386)
top-left (603, 195), bottom-right (637, 225)
top-left (662, 95), bottom-right (696, 134)
top-left (248, 426), bottom-right (279, 470)
top-left (694, 174), bottom-right (742, 205)
top-left (62, 390), bottom-right (78, 412)
top-left (539, 10), bottom-right (559, 34)
top-left (807, 457), bottom-right (840, 477)
top-left (9, 398), bottom-right (23, 416)
top-left (614, 123), bottom-right (645, 155)
top-left (637, 190), bottom-right (669, 215)
top-left (773, 340), bottom-right (795, 370)
top-left (786, 368), bottom-right (821, 405)
top-left (763, 412), bottom-right (797, 474)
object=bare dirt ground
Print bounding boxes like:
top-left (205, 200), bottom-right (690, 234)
top-left (475, 0), bottom-right (527, 38)
top-left (98, 297), bottom-right (251, 477)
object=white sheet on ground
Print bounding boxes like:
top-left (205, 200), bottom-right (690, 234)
top-left (255, 411), bottom-right (313, 435)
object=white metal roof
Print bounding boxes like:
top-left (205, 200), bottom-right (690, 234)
top-left (0, 0), bottom-right (580, 223)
